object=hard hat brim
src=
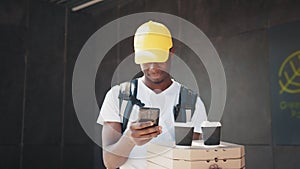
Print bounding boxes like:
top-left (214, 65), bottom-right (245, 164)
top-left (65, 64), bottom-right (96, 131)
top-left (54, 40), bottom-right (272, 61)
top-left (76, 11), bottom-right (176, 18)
top-left (134, 49), bottom-right (169, 64)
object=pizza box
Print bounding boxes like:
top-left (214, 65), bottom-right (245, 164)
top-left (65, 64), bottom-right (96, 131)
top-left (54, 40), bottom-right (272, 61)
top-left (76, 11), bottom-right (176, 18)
top-left (147, 140), bottom-right (245, 169)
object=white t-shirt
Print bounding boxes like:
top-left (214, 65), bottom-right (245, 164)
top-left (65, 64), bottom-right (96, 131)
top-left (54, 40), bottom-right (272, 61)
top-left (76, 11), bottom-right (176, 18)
top-left (97, 78), bottom-right (207, 169)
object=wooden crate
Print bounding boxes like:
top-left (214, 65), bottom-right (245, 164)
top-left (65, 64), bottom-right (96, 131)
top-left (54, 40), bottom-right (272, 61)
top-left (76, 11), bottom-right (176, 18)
top-left (147, 140), bottom-right (245, 169)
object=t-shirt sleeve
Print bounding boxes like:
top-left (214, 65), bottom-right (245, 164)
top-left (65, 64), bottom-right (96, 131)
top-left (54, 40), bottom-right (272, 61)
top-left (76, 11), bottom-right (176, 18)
top-left (192, 97), bottom-right (207, 133)
top-left (96, 85), bottom-right (121, 125)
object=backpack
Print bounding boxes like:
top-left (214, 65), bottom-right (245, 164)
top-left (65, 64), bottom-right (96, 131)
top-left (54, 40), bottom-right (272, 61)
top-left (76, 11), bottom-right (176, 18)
top-left (118, 79), bottom-right (198, 133)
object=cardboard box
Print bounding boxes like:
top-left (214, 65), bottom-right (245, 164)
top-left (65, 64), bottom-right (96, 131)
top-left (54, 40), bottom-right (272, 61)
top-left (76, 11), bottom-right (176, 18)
top-left (147, 140), bottom-right (245, 169)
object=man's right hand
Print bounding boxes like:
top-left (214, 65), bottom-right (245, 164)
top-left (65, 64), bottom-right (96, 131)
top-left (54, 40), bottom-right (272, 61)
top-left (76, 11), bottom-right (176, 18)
top-left (126, 121), bottom-right (162, 146)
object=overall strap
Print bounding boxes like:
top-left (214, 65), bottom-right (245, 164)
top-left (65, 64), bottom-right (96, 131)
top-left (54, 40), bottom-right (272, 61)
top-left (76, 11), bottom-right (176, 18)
top-left (174, 86), bottom-right (198, 122)
top-left (118, 79), bottom-right (144, 133)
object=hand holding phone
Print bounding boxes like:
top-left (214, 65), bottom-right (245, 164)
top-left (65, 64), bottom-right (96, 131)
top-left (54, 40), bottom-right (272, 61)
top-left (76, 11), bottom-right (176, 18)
top-left (128, 107), bottom-right (161, 146)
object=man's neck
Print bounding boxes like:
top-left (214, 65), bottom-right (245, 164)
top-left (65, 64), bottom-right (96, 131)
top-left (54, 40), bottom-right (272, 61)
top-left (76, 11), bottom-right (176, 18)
top-left (142, 76), bottom-right (173, 93)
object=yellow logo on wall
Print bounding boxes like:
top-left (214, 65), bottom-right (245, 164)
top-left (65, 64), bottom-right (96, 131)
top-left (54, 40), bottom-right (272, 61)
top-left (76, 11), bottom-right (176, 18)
top-left (278, 50), bottom-right (300, 94)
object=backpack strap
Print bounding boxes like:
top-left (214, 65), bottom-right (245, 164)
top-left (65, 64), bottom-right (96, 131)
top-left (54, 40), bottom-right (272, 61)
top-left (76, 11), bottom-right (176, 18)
top-left (118, 79), bottom-right (144, 133)
top-left (173, 85), bottom-right (198, 122)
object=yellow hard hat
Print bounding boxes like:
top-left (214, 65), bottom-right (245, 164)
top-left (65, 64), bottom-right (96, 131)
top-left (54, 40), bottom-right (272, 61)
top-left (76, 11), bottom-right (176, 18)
top-left (134, 21), bottom-right (173, 64)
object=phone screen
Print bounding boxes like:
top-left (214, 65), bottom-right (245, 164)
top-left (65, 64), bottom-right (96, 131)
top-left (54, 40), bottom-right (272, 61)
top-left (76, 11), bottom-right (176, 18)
top-left (138, 107), bottom-right (160, 126)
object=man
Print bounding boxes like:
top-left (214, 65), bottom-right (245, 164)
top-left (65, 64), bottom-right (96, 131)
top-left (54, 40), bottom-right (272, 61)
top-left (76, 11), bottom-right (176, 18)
top-left (97, 21), bottom-right (207, 169)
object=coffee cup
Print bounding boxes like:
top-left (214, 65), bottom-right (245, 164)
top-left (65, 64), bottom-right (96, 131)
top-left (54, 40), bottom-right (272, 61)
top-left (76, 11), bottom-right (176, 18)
top-left (201, 121), bottom-right (221, 145)
top-left (174, 122), bottom-right (194, 146)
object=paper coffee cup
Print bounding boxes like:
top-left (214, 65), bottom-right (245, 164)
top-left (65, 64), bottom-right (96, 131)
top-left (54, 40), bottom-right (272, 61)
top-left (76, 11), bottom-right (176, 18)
top-left (174, 122), bottom-right (194, 146)
top-left (201, 121), bottom-right (221, 145)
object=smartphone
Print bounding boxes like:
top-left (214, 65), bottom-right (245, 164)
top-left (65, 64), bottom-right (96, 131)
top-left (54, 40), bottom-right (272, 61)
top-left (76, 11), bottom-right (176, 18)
top-left (138, 107), bottom-right (160, 126)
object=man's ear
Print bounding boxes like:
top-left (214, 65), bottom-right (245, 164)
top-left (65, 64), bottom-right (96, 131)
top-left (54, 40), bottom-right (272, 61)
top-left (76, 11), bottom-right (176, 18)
top-left (170, 47), bottom-right (175, 54)
top-left (169, 47), bottom-right (175, 58)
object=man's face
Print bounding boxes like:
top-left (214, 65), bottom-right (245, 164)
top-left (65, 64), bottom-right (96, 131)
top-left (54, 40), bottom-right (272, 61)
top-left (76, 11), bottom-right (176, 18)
top-left (140, 56), bottom-right (172, 84)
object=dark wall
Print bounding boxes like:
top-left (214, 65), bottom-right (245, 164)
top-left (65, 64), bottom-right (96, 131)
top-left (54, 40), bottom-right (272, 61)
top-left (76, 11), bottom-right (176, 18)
top-left (0, 0), bottom-right (25, 168)
top-left (1, 0), bottom-right (101, 169)
top-left (1, 0), bottom-right (300, 169)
